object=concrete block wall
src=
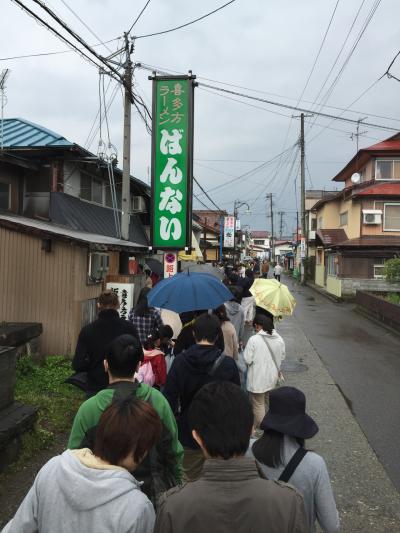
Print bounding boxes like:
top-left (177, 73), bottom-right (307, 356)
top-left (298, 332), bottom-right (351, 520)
top-left (341, 278), bottom-right (400, 297)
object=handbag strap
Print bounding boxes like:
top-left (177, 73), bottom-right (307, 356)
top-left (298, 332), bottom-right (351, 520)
top-left (208, 353), bottom-right (225, 376)
top-left (260, 335), bottom-right (281, 374)
top-left (279, 448), bottom-right (308, 483)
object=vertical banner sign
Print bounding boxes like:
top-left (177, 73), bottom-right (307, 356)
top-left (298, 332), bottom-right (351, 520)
top-left (164, 252), bottom-right (178, 278)
top-left (106, 283), bottom-right (134, 320)
top-left (300, 237), bottom-right (306, 259)
top-left (224, 216), bottom-right (235, 248)
top-left (150, 74), bottom-right (195, 250)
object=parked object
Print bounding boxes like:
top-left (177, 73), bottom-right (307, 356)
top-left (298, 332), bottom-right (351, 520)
top-left (250, 278), bottom-right (296, 316)
top-left (148, 272), bottom-right (233, 313)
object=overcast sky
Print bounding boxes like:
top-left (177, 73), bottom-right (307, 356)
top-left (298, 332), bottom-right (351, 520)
top-left (2, 0), bottom-right (400, 233)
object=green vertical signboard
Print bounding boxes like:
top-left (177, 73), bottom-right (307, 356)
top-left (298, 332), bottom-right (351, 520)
top-left (150, 75), bottom-right (195, 250)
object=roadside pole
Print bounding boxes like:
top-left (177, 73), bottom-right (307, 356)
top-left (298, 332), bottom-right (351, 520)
top-left (267, 193), bottom-right (274, 264)
top-left (121, 34), bottom-right (132, 241)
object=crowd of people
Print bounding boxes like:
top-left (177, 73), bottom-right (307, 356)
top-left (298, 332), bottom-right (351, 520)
top-left (3, 261), bottom-right (340, 533)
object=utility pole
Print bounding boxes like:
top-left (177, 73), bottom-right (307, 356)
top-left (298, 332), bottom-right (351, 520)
top-left (278, 210), bottom-right (284, 239)
top-left (267, 193), bottom-right (274, 264)
top-left (121, 34), bottom-right (132, 241)
top-left (300, 113), bottom-right (306, 283)
top-left (0, 69), bottom-right (10, 151)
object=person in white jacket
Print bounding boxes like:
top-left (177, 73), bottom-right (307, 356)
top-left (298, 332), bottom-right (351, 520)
top-left (3, 397), bottom-right (161, 533)
top-left (244, 313), bottom-right (285, 433)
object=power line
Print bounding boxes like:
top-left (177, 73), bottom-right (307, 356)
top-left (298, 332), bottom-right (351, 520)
top-left (193, 177), bottom-right (223, 211)
top-left (198, 85), bottom-right (381, 141)
top-left (134, 0), bottom-right (237, 39)
top-left (196, 81), bottom-right (398, 132)
top-left (29, 0), bottom-right (123, 80)
top-left (0, 37), bottom-right (120, 61)
top-left (10, 0), bottom-right (120, 80)
top-left (58, 0), bottom-right (113, 53)
top-left (127, 0), bottom-right (151, 35)
top-left (137, 61), bottom-right (400, 124)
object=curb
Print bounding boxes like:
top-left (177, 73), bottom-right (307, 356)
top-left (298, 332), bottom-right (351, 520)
top-left (305, 281), bottom-right (343, 303)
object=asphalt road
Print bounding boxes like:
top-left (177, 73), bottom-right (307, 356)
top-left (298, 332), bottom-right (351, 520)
top-left (284, 277), bottom-right (400, 492)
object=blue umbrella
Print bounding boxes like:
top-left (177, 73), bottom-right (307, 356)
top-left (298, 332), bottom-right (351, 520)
top-left (148, 271), bottom-right (233, 313)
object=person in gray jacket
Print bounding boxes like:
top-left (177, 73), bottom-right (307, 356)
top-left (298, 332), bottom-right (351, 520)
top-left (155, 381), bottom-right (308, 533)
top-left (3, 397), bottom-right (161, 533)
top-left (224, 286), bottom-right (245, 345)
top-left (248, 386), bottom-right (340, 533)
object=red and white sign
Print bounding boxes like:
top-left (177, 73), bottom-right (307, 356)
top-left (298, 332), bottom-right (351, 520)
top-left (164, 252), bottom-right (178, 278)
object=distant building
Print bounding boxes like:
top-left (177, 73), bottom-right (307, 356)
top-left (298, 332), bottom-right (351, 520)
top-left (249, 230), bottom-right (270, 259)
top-left (312, 134), bottom-right (400, 298)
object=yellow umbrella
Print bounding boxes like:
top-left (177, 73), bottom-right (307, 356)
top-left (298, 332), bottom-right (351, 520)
top-left (250, 278), bottom-right (296, 316)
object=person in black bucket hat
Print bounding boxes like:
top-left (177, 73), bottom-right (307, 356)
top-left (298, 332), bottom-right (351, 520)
top-left (248, 386), bottom-right (340, 533)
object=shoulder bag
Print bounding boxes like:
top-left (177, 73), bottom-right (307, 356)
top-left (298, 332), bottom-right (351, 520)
top-left (261, 335), bottom-right (285, 387)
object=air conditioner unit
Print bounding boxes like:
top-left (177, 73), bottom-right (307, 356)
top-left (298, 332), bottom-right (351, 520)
top-left (362, 209), bottom-right (382, 225)
top-left (131, 196), bottom-right (147, 213)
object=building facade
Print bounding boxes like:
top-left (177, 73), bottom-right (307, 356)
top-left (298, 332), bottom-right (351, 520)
top-left (312, 134), bottom-right (400, 298)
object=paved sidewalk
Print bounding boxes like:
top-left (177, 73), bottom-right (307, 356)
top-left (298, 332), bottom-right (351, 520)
top-left (278, 311), bottom-right (400, 532)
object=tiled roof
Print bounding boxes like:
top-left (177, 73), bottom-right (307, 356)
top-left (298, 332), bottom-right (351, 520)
top-left (316, 229), bottom-right (347, 246)
top-left (1, 118), bottom-right (73, 148)
top-left (251, 230), bottom-right (269, 238)
top-left (332, 133), bottom-right (400, 182)
top-left (335, 236), bottom-right (400, 247)
top-left (353, 182), bottom-right (400, 197)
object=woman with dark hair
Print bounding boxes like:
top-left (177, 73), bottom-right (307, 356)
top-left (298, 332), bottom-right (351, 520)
top-left (128, 287), bottom-right (163, 345)
top-left (249, 387), bottom-right (340, 533)
top-left (3, 397), bottom-right (162, 533)
top-left (141, 329), bottom-right (167, 388)
top-left (214, 305), bottom-right (239, 359)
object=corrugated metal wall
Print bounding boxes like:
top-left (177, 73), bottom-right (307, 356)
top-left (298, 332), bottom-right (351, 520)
top-left (0, 227), bottom-right (101, 355)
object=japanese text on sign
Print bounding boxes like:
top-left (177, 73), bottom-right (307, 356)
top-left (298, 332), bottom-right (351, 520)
top-left (152, 77), bottom-right (194, 249)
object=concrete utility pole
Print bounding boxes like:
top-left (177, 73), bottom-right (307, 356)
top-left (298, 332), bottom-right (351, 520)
top-left (121, 35), bottom-right (132, 241)
top-left (267, 193), bottom-right (274, 263)
top-left (300, 113), bottom-right (306, 283)
top-left (278, 210), bottom-right (284, 239)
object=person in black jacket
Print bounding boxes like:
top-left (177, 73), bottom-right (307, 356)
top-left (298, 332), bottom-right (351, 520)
top-left (72, 290), bottom-right (141, 396)
top-left (174, 311), bottom-right (224, 355)
top-left (163, 313), bottom-right (240, 482)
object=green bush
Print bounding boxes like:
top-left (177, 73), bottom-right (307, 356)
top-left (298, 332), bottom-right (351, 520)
top-left (384, 258), bottom-right (400, 282)
top-left (13, 355), bottom-right (84, 465)
top-left (386, 292), bottom-right (400, 306)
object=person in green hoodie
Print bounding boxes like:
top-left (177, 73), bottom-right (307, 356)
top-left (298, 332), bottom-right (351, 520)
top-left (68, 334), bottom-right (183, 504)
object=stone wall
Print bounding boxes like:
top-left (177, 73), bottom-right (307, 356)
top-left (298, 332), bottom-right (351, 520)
top-left (341, 278), bottom-right (400, 297)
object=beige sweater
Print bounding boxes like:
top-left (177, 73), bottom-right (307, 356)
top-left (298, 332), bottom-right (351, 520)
top-left (221, 320), bottom-right (239, 360)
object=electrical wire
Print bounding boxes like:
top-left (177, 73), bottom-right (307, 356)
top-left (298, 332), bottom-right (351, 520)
top-left (193, 177), bottom-right (222, 211)
top-left (195, 81), bottom-right (398, 132)
top-left (29, 0), bottom-right (123, 81)
top-left (137, 61), bottom-right (400, 124)
top-left (134, 0), bottom-right (237, 39)
top-left (0, 37), bottom-right (120, 61)
top-left (127, 0), bottom-right (151, 35)
top-left (11, 0), bottom-right (117, 76)
top-left (58, 0), bottom-right (113, 53)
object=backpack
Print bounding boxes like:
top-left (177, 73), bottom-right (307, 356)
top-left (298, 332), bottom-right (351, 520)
top-left (137, 361), bottom-right (155, 386)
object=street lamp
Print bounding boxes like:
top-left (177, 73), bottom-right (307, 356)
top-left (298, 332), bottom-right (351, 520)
top-left (233, 200), bottom-right (251, 265)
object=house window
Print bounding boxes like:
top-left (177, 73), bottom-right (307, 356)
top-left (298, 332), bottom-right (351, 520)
top-left (375, 159), bottom-right (400, 181)
top-left (383, 203), bottom-right (400, 231)
top-left (253, 239), bottom-right (265, 245)
top-left (327, 254), bottom-right (338, 277)
top-left (339, 211), bottom-right (348, 226)
top-left (311, 218), bottom-right (317, 231)
top-left (88, 252), bottom-right (110, 283)
top-left (0, 182), bottom-right (10, 210)
top-left (373, 258), bottom-right (385, 279)
top-left (316, 249), bottom-right (323, 265)
top-left (80, 174), bottom-right (105, 205)
top-left (80, 174), bottom-right (92, 201)
top-left (317, 217), bottom-right (323, 229)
